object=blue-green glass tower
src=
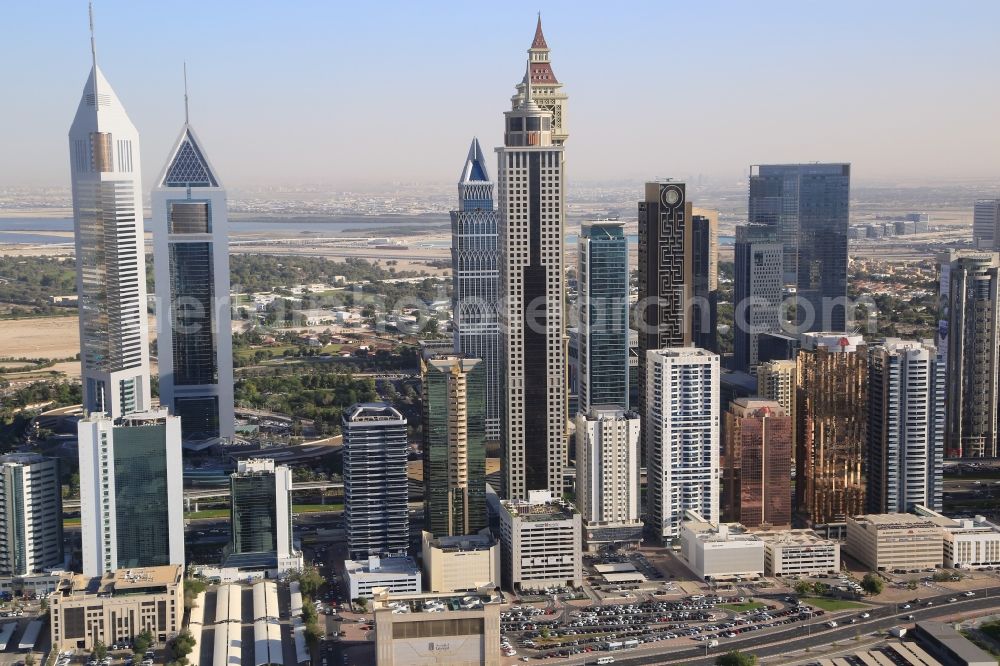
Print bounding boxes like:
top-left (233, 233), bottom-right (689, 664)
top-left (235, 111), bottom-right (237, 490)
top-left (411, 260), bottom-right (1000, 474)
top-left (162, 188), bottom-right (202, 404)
top-left (578, 220), bottom-right (630, 413)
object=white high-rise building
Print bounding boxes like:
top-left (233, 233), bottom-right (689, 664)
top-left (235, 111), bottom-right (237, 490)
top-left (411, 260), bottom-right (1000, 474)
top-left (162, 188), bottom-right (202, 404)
top-left (78, 410), bottom-right (184, 576)
top-left (0, 454), bottom-right (64, 576)
top-left (227, 459), bottom-right (301, 573)
top-left (68, 26), bottom-right (151, 420)
top-left (498, 54), bottom-right (567, 501)
top-left (152, 92), bottom-right (235, 447)
top-left (575, 408), bottom-right (642, 551)
top-left (866, 339), bottom-right (945, 514)
top-left (645, 348), bottom-right (720, 542)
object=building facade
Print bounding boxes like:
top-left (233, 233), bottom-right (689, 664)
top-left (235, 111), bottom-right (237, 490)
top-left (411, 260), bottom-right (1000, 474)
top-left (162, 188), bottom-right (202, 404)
top-left (575, 408), bottom-right (642, 551)
top-left (757, 530), bottom-right (840, 576)
top-left (422, 356), bottom-right (487, 538)
top-left (749, 163), bottom-right (850, 332)
top-left (973, 199), bottom-right (1000, 249)
top-left (645, 348), bottom-right (720, 542)
top-left (796, 333), bottom-right (867, 525)
top-left (577, 220), bottom-right (630, 413)
top-left (69, 54), bottom-right (152, 419)
top-left (692, 210), bottom-right (719, 353)
top-left (77, 411), bottom-right (184, 576)
top-left (421, 531), bottom-right (500, 594)
top-left (734, 223), bottom-right (784, 373)
top-left (722, 399), bottom-right (792, 529)
top-left (227, 458), bottom-right (299, 573)
top-left (845, 513), bottom-right (943, 572)
top-left (345, 556), bottom-right (422, 599)
top-left (152, 119), bottom-right (235, 446)
top-left (757, 359), bottom-right (797, 416)
top-left (0, 455), bottom-right (63, 577)
top-left (498, 53), bottom-right (567, 501)
top-left (450, 138), bottom-right (501, 442)
top-left (943, 251), bottom-right (1000, 458)
top-left (343, 403), bottom-right (409, 559)
top-left (487, 489), bottom-right (582, 590)
top-left (866, 339), bottom-right (945, 514)
top-left (50, 566), bottom-right (183, 652)
top-left (679, 517), bottom-right (765, 581)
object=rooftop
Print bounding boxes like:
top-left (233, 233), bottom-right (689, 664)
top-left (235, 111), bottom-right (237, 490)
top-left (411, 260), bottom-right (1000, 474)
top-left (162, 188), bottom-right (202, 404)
top-left (915, 621), bottom-right (996, 666)
top-left (58, 565), bottom-right (182, 598)
top-left (423, 531), bottom-right (496, 554)
top-left (850, 513), bottom-right (939, 529)
top-left (500, 489), bottom-right (577, 521)
top-left (753, 529), bottom-right (837, 547)
top-left (345, 555), bottom-right (420, 577)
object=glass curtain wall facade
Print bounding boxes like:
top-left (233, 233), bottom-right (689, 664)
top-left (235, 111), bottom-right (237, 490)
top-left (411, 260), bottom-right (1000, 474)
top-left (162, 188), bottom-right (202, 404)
top-left (422, 357), bottom-right (487, 537)
top-left (112, 423), bottom-right (174, 568)
top-left (231, 473), bottom-right (278, 554)
top-left (578, 221), bottom-right (630, 413)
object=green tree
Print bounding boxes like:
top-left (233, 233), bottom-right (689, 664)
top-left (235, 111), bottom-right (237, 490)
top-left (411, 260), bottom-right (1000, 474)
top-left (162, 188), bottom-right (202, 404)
top-left (794, 580), bottom-right (813, 596)
top-left (24, 653), bottom-right (35, 666)
top-left (92, 640), bottom-right (108, 661)
top-left (133, 628), bottom-right (154, 657)
top-left (907, 580), bottom-right (918, 591)
top-left (291, 566), bottom-right (325, 597)
top-left (170, 629), bottom-right (197, 663)
top-left (861, 573), bottom-right (884, 596)
top-left (716, 650), bottom-right (758, 666)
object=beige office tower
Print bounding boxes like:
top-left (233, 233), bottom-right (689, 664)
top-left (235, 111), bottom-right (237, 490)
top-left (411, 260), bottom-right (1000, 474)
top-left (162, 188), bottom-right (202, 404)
top-left (941, 251), bottom-right (1000, 458)
top-left (757, 359), bottom-right (797, 461)
top-left (510, 16), bottom-right (568, 146)
top-left (796, 333), bottom-right (867, 526)
top-left (498, 53), bottom-right (567, 501)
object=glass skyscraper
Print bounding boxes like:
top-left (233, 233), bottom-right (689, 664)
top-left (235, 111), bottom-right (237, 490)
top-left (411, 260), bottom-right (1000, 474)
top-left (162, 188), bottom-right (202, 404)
top-left (228, 459), bottom-right (295, 569)
top-left (152, 118), bottom-right (235, 446)
top-left (0, 454), bottom-right (63, 577)
top-left (749, 163), bottom-right (850, 332)
top-left (578, 220), bottom-right (630, 413)
top-left (450, 138), bottom-right (500, 442)
top-left (422, 356), bottom-right (487, 537)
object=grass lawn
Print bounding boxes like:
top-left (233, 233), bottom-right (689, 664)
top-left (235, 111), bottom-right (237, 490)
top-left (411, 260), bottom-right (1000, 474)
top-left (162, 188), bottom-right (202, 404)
top-left (800, 597), bottom-right (866, 611)
top-left (293, 503), bottom-right (343, 514)
top-left (719, 602), bottom-right (766, 613)
top-left (63, 517), bottom-right (80, 527)
top-left (185, 509), bottom-right (230, 520)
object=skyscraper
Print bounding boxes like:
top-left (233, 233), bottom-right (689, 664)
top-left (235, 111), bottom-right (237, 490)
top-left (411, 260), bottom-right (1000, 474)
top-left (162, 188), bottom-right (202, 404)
top-left (78, 410), bottom-right (185, 576)
top-left (510, 16), bottom-right (568, 146)
top-left (973, 199), bottom-right (1000, 249)
top-left (575, 408), bottom-right (642, 551)
top-left (498, 53), bottom-right (567, 501)
top-left (228, 458), bottom-right (300, 572)
top-left (152, 87), bottom-right (235, 446)
top-left (749, 163), bottom-right (850, 332)
top-left (637, 181), bottom-right (692, 466)
top-left (450, 138), bottom-right (501, 442)
top-left (796, 333), bottom-right (867, 525)
top-left (645, 347), bottom-right (720, 543)
top-left (578, 220), bottom-right (630, 413)
top-left (0, 454), bottom-right (63, 577)
top-left (421, 355), bottom-right (487, 538)
top-left (69, 18), bottom-right (152, 419)
top-left (866, 339), bottom-right (945, 514)
top-left (734, 223), bottom-right (784, 373)
top-left (342, 403), bottom-right (409, 559)
top-left (722, 399), bottom-right (792, 529)
top-left (942, 251), bottom-right (1000, 458)
top-left (691, 210), bottom-right (719, 353)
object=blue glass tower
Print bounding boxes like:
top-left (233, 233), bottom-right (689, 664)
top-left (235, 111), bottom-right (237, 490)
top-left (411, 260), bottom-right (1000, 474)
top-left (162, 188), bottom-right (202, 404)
top-left (749, 163), bottom-right (850, 332)
top-left (578, 220), bottom-right (630, 413)
top-left (450, 138), bottom-right (501, 441)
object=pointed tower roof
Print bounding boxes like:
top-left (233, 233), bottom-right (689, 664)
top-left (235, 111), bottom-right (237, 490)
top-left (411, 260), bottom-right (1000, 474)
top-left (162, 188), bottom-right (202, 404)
top-left (157, 125), bottom-right (221, 188)
top-left (459, 138), bottom-right (490, 184)
top-left (531, 14), bottom-right (548, 49)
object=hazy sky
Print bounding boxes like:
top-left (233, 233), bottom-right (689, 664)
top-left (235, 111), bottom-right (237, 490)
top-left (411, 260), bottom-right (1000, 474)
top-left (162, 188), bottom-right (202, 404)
top-left (4, 1), bottom-right (1000, 190)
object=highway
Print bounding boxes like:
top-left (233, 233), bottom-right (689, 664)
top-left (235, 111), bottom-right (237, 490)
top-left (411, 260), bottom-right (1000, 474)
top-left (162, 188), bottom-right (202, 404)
top-left (610, 590), bottom-right (1000, 666)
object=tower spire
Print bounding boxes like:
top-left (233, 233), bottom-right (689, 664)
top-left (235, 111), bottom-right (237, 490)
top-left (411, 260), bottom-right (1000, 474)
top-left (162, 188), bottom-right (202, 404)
top-left (183, 62), bottom-right (189, 124)
top-left (521, 57), bottom-right (538, 111)
top-left (532, 12), bottom-right (548, 49)
top-left (88, 1), bottom-right (98, 101)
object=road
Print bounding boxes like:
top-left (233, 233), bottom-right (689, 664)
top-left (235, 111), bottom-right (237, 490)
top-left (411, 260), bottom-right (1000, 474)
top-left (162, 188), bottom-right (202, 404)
top-left (609, 590), bottom-right (1000, 665)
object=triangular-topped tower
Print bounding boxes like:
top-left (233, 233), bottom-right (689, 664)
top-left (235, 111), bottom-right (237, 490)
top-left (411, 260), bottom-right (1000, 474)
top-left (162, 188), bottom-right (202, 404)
top-left (151, 83), bottom-right (235, 448)
top-left (511, 14), bottom-right (568, 145)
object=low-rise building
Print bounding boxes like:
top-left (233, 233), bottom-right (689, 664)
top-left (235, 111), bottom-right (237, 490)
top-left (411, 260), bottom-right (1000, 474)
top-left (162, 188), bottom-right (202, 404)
top-left (914, 505), bottom-right (1000, 569)
top-left (372, 590), bottom-right (501, 666)
top-left (0, 570), bottom-right (73, 598)
top-left (421, 530), bottom-right (500, 594)
top-left (345, 556), bottom-right (422, 600)
top-left (756, 529), bottom-right (841, 576)
top-left (913, 621), bottom-right (996, 666)
top-left (487, 488), bottom-right (582, 591)
top-left (845, 513), bottom-right (943, 572)
top-left (50, 565), bottom-right (183, 652)
top-left (679, 514), bottom-right (765, 581)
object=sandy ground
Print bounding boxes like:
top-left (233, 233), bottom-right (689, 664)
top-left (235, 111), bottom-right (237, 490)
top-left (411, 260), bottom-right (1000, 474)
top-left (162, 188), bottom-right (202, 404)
top-left (0, 314), bottom-right (156, 367)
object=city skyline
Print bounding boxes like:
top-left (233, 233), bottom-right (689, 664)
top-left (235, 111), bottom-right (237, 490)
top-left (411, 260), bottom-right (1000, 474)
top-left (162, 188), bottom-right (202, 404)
top-left (5, 1), bottom-right (1000, 190)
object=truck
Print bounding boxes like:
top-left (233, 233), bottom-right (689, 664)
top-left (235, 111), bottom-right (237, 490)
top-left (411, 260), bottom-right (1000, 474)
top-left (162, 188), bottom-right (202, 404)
top-left (708, 639), bottom-right (719, 648)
